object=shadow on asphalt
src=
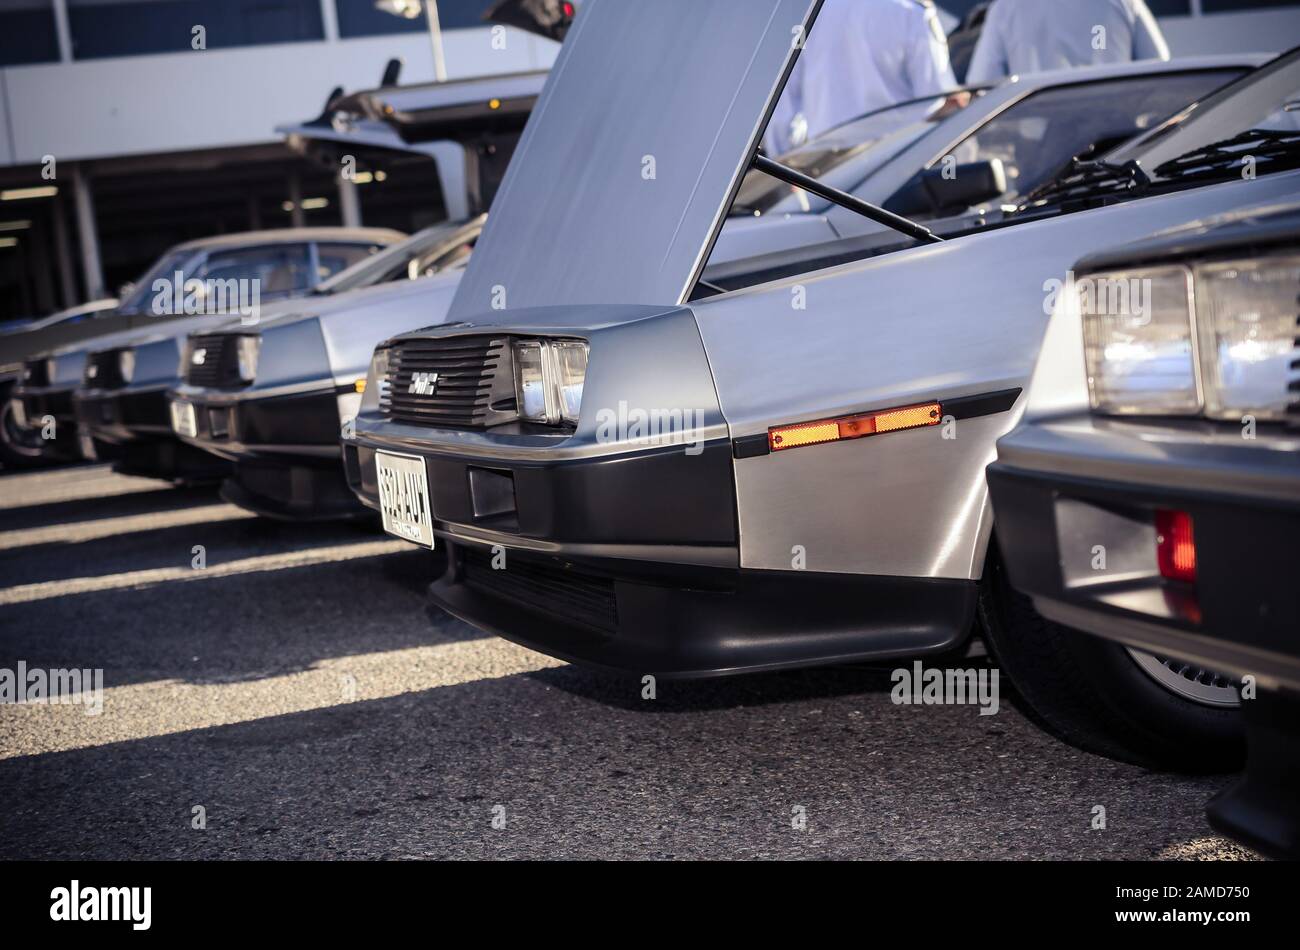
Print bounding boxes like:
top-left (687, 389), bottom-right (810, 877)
top-left (0, 663), bottom-right (1238, 860)
top-left (0, 551), bottom-right (442, 687)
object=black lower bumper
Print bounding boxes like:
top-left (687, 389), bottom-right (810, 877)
top-left (220, 458), bottom-right (366, 521)
top-left (346, 434), bottom-right (974, 676)
top-left (76, 387), bottom-right (228, 482)
top-left (75, 386), bottom-right (170, 442)
top-left (172, 385), bottom-right (363, 519)
top-left (174, 386), bottom-right (344, 463)
top-left (987, 461), bottom-right (1300, 690)
top-left (432, 540), bottom-right (975, 677)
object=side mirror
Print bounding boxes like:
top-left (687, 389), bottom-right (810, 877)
top-left (919, 158), bottom-right (1007, 214)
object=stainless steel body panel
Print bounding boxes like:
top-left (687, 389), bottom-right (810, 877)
top-left (317, 271), bottom-right (463, 389)
top-left (447, 0), bottom-right (822, 318)
top-left (695, 171), bottom-right (1300, 580)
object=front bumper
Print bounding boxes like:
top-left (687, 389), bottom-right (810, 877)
top-left (345, 430), bottom-right (974, 677)
top-left (76, 384), bottom-right (229, 482)
top-left (76, 384), bottom-right (172, 444)
top-left (171, 381), bottom-right (362, 519)
top-left (170, 382), bottom-right (344, 463)
top-left (988, 415), bottom-right (1300, 691)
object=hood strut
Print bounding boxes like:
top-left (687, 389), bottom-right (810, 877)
top-left (750, 152), bottom-right (943, 245)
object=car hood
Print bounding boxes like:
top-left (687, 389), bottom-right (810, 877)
top-left (446, 0), bottom-right (822, 321)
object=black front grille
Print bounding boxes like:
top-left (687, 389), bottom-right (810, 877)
top-left (462, 548), bottom-right (617, 635)
top-left (382, 336), bottom-right (505, 428)
top-left (22, 359), bottom-right (48, 387)
top-left (85, 350), bottom-right (125, 389)
top-left (185, 334), bottom-right (241, 388)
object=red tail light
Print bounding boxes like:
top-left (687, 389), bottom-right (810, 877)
top-left (1155, 509), bottom-right (1196, 583)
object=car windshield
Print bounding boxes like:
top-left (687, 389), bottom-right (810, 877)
top-left (1110, 48), bottom-right (1300, 175)
top-left (731, 93), bottom-right (977, 217)
top-left (1019, 50), bottom-right (1300, 210)
top-left (313, 222), bottom-right (466, 295)
top-left (899, 68), bottom-right (1245, 216)
top-left (117, 249), bottom-right (196, 314)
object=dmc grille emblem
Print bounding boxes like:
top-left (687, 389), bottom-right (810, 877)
top-left (409, 371), bottom-right (439, 396)
top-left (191, 348), bottom-right (207, 365)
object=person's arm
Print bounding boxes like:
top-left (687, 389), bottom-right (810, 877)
top-left (964, 0), bottom-right (1008, 85)
top-left (905, 3), bottom-right (959, 97)
top-left (1130, 0), bottom-right (1171, 61)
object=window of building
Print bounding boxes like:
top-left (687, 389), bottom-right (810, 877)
top-left (0, 0), bottom-right (60, 66)
top-left (67, 0), bottom-right (325, 60)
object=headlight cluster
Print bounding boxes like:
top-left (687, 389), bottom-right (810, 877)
top-left (1082, 255), bottom-right (1299, 421)
top-left (513, 339), bottom-right (588, 425)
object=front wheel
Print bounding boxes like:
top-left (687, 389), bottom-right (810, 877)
top-left (0, 391), bottom-right (50, 469)
top-left (978, 545), bottom-right (1243, 773)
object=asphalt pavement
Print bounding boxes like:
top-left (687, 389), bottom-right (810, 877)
top-left (0, 464), bottom-right (1260, 859)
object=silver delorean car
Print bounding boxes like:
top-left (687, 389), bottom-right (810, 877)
top-left (10, 228), bottom-right (402, 468)
top-left (148, 58), bottom-right (1256, 503)
top-left (166, 218), bottom-right (482, 518)
top-left (346, 2), bottom-right (1299, 772)
top-left (987, 201), bottom-right (1300, 858)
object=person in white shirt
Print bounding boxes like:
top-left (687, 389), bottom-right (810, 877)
top-left (966, 0), bottom-right (1170, 86)
top-left (764, 0), bottom-right (958, 155)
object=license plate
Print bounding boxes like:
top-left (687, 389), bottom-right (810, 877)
top-left (376, 451), bottom-right (434, 548)
top-left (170, 400), bottom-right (197, 438)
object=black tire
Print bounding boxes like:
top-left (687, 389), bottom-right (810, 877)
top-left (979, 543), bottom-right (1243, 773)
top-left (0, 390), bottom-right (51, 470)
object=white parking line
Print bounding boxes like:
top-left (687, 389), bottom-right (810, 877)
top-left (0, 539), bottom-right (412, 605)
top-left (0, 503), bottom-right (255, 551)
top-left (0, 640), bottom-right (565, 759)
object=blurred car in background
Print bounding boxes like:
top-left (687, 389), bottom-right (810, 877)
top-left (343, 6), bottom-right (1300, 774)
top-left (0, 297), bottom-right (119, 337)
top-left (987, 201), bottom-right (1300, 859)
top-left (708, 54), bottom-right (1260, 279)
top-left (4, 227), bottom-right (403, 467)
top-left (166, 218), bottom-right (481, 517)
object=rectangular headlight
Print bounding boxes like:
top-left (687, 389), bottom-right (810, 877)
top-left (1082, 266), bottom-right (1201, 416)
top-left (513, 339), bottom-right (588, 425)
top-left (550, 340), bottom-right (588, 424)
top-left (236, 335), bottom-right (260, 383)
top-left (514, 341), bottom-right (548, 422)
top-left (1194, 255), bottom-right (1299, 422)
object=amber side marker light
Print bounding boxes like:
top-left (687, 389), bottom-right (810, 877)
top-left (769, 401), bottom-right (942, 452)
top-left (1155, 509), bottom-right (1196, 583)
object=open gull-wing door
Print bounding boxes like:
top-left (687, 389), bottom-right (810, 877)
top-left (278, 71), bottom-right (548, 218)
top-left (448, 0), bottom-right (823, 320)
